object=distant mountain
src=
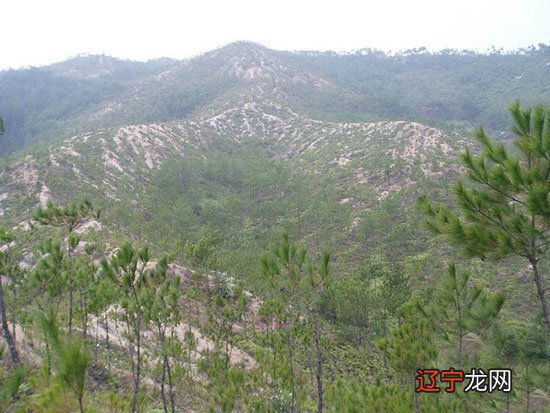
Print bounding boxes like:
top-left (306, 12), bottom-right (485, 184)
top-left (0, 56), bottom-right (176, 153)
top-left (0, 83), bottom-right (469, 280)
top-left (276, 44), bottom-right (550, 132)
top-left (2, 39), bottom-right (548, 413)
top-left (71, 42), bottom-right (367, 131)
top-left (6, 40), bottom-right (549, 275)
top-left (47, 54), bottom-right (177, 80)
top-left (1, 41), bottom-right (548, 155)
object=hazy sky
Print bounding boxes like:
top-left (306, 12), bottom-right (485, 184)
top-left (2, 0), bottom-right (549, 70)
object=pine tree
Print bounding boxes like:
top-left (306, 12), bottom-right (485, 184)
top-left (39, 308), bottom-right (90, 413)
top-left (260, 233), bottom-right (331, 413)
top-left (34, 199), bottom-right (99, 335)
top-left (100, 242), bottom-right (153, 413)
top-left (3, 237), bottom-right (28, 353)
top-left (0, 229), bottom-right (19, 366)
top-left (424, 262), bottom-right (505, 365)
top-left (255, 296), bottom-right (305, 412)
top-left (30, 238), bottom-right (68, 375)
top-left (183, 229), bottom-right (222, 270)
top-left (199, 272), bottom-right (251, 412)
top-left (0, 365), bottom-right (24, 410)
top-left (493, 319), bottom-right (549, 412)
top-left (418, 102), bottom-right (550, 332)
top-left (144, 257), bottom-right (181, 413)
top-left (73, 260), bottom-right (97, 340)
top-left (377, 298), bottom-right (438, 413)
top-left (88, 269), bottom-right (116, 368)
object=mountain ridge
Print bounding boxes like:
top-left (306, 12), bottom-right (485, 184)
top-left (1, 41), bottom-right (546, 413)
top-left (2, 41), bottom-right (548, 154)
top-left (0, 91), bottom-right (469, 274)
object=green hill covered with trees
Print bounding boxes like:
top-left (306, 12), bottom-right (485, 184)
top-left (0, 43), bottom-right (548, 412)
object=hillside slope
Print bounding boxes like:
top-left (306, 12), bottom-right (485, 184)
top-left (1, 42), bottom-right (548, 413)
top-left (0, 89), bottom-right (470, 281)
top-left (2, 42), bottom-right (548, 155)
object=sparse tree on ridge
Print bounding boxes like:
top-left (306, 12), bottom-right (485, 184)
top-left (0, 116), bottom-right (19, 367)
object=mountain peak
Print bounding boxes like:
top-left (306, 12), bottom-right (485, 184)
top-left (206, 41), bottom-right (276, 78)
top-left (47, 54), bottom-right (125, 78)
top-left (214, 41), bottom-right (269, 55)
top-left (202, 41), bottom-right (327, 85)
top-left (47, 54), bottom-right (177, 80)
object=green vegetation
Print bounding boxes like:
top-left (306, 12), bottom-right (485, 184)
top-left (0, 44), bottom-right (549, 411)
top-left (278, 45), bottom-right (550, 131)
top-left (0, 57), bottom-right (175, 154)
top-left (134, 152), bottom-right (351, 283)
top-left (260, 233), bottom-right (331, 412)
top-left (2, 43), bottom-right (549, 154)
top-left (0, 106), bottom-right (547, 411)
top-left (419, 102), bottom-right (550, 331)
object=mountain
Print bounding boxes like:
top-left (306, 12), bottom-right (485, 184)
top-left (0, 42), bottom-right (366, 154)
top-left (0, 81), bottom-right (469, 282)
top-left (0, 57), bottom-right (173, 154)
top-left (275, 44), bottom-right (550, 131)
top-left (5, 42), bottom-right (545, 330)
top-left (0, 41), bottom-right (514, 282)
top-left (74, 42), bottom-right (369, 133)
top-left (0, 42), bottom-right (547, 412)
top-left (2, 41), bottom-right (549, 155)
top-left (47, 54), bottom-right (177, 80)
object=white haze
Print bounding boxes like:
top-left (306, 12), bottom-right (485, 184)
top-left (1, 0), bottom-right (549, 69)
